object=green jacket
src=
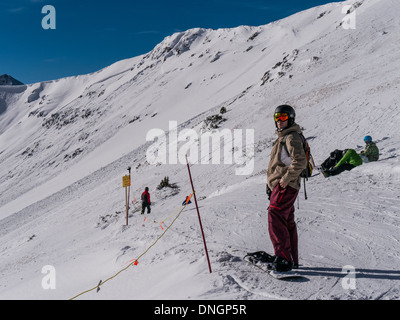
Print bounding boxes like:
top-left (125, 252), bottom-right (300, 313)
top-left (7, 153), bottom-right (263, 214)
top-left (335, 149), bottom-right (363, 168)
top-left (364, 142), bottom-right (379, 161)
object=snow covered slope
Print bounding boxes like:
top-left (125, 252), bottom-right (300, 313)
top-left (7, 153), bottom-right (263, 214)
top-left (0, 0), bottom-right (399, 300)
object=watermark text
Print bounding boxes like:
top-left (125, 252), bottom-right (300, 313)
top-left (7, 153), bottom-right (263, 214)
top-left (146, 121), bottom-right (254, 175)
top-left (42, 5), bottom-right (56, 30)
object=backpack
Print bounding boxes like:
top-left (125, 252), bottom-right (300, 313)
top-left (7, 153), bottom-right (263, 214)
top-left (281, 132), bottom-right (315, 199)
top-left (299, 134), bottom-right (313, 179)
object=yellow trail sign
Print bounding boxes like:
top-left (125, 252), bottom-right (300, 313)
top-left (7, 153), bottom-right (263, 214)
top-left (122, 175), bottom-right (131, 187)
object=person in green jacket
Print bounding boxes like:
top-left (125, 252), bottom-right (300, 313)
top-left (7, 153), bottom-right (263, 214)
top-left (360, 135), bottom-right (379, 162)
top-left (329, 149), bottom-right (362, 176)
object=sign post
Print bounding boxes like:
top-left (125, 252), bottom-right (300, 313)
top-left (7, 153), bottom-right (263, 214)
top-left (122, 168), bottom-right (131, 225)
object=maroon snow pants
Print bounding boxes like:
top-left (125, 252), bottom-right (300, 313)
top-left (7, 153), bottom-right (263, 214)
top-left (268, 184), bottom-right (299, 265)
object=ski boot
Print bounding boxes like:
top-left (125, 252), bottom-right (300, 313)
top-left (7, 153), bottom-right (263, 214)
top-left (270, 256), bottom-right (293, 272)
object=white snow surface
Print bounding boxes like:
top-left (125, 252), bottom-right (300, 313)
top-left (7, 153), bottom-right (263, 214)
top-left (1, 0), bottom-right (400, 300)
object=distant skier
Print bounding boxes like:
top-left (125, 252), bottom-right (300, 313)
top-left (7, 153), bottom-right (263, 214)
top-left (182, 195), bottom-right (192, 206)
top-left (141, 187), bottom-right (151, 214)
top-left (266, 105), bottom-right (307, 272)
top-left (360, 135), bottom-right (379, 162)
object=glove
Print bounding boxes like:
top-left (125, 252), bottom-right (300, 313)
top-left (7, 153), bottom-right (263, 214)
top-left (266, 185), bottom-right (272, 200)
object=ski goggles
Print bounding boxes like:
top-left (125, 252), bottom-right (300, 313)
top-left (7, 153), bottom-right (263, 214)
top-left (274, 112), bottom-right (289, 122)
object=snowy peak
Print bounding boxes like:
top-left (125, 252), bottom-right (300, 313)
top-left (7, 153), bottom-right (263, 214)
top-left (0, 74), bottom-right (24, 86)
top-left (144, 25), bottom-right (266, 64)
top-left (148, 28), bottom-right (209, 61)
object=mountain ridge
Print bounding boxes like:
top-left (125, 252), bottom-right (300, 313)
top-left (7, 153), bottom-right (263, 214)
top-left (0, 74), bottom-right (24, 86)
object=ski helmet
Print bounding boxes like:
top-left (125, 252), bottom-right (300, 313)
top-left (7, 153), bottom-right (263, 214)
top-left (274, 105), bottom-right (296, 128)
top-left (364, 135), bottom-right (372, 143)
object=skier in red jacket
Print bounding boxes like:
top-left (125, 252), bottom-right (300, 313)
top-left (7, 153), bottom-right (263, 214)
top-left (141, 187), bottom-right (151, 214)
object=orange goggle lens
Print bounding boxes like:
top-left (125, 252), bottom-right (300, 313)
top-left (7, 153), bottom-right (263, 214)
top-left (274, 113), bottom-right (289, 122)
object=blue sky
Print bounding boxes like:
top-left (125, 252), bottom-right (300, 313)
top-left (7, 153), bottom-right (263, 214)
top-left (1, 0), bottom-right (343, 84)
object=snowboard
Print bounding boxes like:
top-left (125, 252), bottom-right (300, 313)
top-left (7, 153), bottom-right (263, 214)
top-left (244, 251), bottom-right (307, 281)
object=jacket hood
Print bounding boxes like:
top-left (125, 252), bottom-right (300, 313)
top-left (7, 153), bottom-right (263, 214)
top-left (275, 123), bottom-right (301, 137)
